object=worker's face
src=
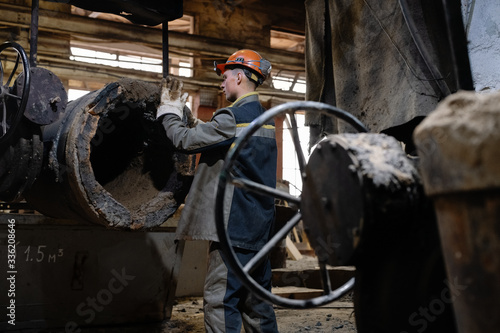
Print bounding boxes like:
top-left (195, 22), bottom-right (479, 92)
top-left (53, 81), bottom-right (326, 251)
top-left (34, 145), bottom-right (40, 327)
top-left (220, 69), bottom-right (239, 102)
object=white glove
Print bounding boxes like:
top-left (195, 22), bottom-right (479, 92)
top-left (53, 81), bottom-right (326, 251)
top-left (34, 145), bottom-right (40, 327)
top-left (156, 77), bottom-right (188, 119)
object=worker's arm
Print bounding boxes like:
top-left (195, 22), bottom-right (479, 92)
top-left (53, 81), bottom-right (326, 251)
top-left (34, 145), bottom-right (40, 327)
top-left (157, 77), bottom-right (236, 153)
top-left (161, 109), bottom-right (236, 153)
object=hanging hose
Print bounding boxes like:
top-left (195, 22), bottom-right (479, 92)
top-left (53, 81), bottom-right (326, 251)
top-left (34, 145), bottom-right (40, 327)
top-left (398, 0), bottom-right (452, 97)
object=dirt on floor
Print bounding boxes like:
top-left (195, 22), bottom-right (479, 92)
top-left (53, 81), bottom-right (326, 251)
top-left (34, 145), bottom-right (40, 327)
top-left (166, 255), bottom-right (357, 332)
top-left (49, 257), bottom-right (357, 333)
top-left (166, 295), bottom-right (357, 332)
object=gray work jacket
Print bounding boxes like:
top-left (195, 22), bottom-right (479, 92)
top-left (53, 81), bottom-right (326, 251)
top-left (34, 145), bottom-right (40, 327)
top-left (161, 93), bottom-right (277, 250)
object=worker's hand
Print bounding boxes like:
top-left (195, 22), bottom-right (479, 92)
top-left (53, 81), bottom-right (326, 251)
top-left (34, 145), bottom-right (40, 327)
top-left (156, 77), bottom-right (188, 119)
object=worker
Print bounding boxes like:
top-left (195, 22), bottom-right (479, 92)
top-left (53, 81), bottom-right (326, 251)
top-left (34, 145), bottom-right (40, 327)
top-left (157, 49), bottom-right (278, 333)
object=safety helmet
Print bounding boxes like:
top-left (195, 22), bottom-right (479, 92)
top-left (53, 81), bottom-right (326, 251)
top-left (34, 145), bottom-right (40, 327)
top-left (214, 49), bottom-right (272, 86)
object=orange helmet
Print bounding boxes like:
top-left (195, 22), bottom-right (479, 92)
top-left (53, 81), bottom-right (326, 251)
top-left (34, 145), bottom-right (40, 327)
top-left (214, 49), bottom-right (272, 85)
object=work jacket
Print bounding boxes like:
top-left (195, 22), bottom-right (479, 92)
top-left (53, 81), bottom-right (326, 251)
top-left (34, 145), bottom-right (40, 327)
top-left (162, 92), bottom-right (277, 251)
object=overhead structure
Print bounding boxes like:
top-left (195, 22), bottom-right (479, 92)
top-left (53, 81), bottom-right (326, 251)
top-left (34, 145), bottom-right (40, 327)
top-left (46, 0), bottom-right (183, 25)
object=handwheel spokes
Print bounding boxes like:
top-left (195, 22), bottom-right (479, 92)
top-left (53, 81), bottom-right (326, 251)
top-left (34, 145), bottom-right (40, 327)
top-left (216, 101), bottom-right (368, 308)
top-left (2, 101), bottom-right (7, 135)
top-left (0, 42), bottom-right (31, 144)
top-left (230, 174), bottom-right (301, 206)
top-left (4, 92), bottom-right (23, 100)
top-left (319, 262), bottom-right (333, 295)
top-left (243, 212), bottom-right (302, 274)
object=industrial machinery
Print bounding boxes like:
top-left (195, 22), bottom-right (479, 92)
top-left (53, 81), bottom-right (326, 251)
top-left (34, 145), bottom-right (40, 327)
top-left (1, 0), bottom-right (498, 332)
top-left (0, 42), bottom-right (31, 146)
top-left (215, 101), bottom-right (456, 332)
top-left (214, 89), bottom-right (500, 333)
top-left (0, 0), bottom-right (186, 213)
top-left (213, 1), bottom-right (499, 332)
top-left (0, 1), bottom-right (193, 330)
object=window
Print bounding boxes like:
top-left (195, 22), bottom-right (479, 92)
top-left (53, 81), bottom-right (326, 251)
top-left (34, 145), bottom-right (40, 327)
top-left (270, 29), bottom-right (306, 95)
top-left (272, 72), bottom-right (306, 93)
top-left (68, 89), bottom-right (90, 101)
top-left (282, 113), bottom-right (310, 196)
top-left (70, 47), bottom-right (163, 73)
top-left (67, 14), bottom-right (194, 76)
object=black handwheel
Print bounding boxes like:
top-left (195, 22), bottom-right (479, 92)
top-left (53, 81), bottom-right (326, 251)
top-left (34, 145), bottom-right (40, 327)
top-left (0, 42), bottom-right (31, 144)
top-left (215, 101), bottom-right (368, 308)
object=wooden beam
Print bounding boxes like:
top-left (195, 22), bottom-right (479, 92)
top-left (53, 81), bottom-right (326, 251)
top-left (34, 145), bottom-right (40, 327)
top-left (0, 3), bottom-right (305, 70)
top-left (0, 2), bottom-right (304, 103)
top-left (285, 236), bottom-right (303, 260)
top-left (36, 54), bottom-right (304, 101)
top-left (183, 0), bottom-right (306, 35)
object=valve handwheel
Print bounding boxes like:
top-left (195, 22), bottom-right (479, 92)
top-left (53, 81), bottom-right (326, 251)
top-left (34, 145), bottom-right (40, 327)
top-left (0, 42), bottom-right (31, 145)
top-left (215, 101), bottom-right (369, 308)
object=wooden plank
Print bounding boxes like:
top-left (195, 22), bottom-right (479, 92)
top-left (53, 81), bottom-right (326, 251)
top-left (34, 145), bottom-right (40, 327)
top-left (272, 266), bottom-right (355, 290)
top-left (285, 236), bottom-right (303, 260)
top-left (301, 229), bottom-right (312, 249)
top-left (292, 227), bottom-right (300, 242)
top-left (272, 286), bottom-right (324, 299)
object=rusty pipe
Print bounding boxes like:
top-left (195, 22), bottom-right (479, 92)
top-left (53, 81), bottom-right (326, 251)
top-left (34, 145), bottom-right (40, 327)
top-left (23, 78), bottom-right (194, 229)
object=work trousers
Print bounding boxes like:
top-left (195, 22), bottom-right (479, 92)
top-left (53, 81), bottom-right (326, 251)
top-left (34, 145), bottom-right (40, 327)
top-left (204, 243), bottom-right (278, 333)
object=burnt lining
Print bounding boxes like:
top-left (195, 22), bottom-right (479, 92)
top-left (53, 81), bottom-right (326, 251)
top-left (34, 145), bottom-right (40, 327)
top-left (89, 102), bottom-right (177, 211)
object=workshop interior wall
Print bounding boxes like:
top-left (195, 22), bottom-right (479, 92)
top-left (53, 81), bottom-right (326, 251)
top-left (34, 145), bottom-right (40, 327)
top-left (464, 0), bottom-right (500, 92)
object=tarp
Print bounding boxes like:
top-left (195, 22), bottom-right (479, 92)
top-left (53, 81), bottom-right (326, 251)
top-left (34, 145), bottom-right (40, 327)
top-left (305, 0), bottom-right (460, 148)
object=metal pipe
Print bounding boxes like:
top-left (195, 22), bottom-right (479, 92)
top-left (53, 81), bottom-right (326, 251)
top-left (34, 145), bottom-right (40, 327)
top-left (29, 0), bottom-right (39, 67)
top-left (162, 22), bottom-right (169, 78)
